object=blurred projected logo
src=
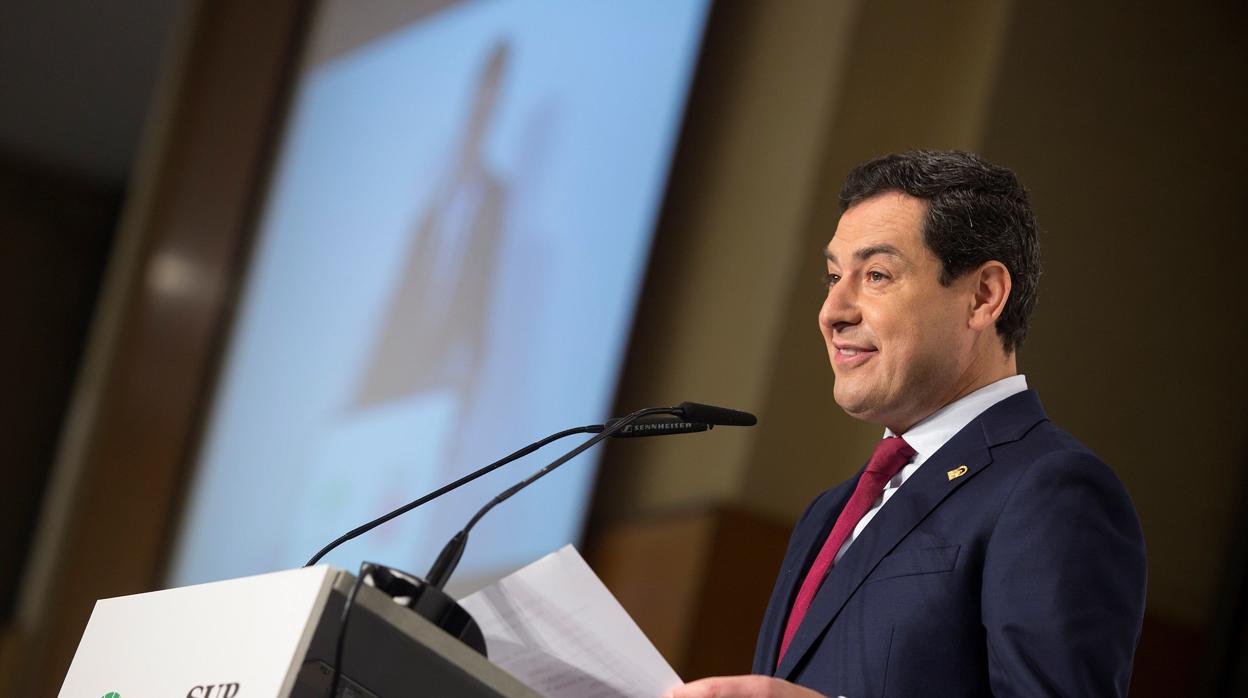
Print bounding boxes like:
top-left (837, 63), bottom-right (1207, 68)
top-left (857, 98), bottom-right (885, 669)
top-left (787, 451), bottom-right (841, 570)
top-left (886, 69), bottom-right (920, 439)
top-left (101, 692), bottom-right (121, 698)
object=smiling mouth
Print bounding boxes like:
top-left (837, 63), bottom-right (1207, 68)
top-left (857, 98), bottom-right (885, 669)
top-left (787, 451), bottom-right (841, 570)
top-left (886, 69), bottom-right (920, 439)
top-left (834, 346), bottom-right (877, 365)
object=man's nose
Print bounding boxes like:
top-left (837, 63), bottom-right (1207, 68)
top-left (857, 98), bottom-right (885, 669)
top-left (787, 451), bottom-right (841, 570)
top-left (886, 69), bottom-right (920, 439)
top-left (819, 281), bottom-right (860, 332)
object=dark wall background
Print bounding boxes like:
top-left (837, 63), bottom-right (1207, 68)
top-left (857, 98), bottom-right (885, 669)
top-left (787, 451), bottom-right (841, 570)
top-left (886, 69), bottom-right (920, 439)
top-left (0, 152), bottom-right (118, 622)
top-left (0, 0), bottom-right (180, 630)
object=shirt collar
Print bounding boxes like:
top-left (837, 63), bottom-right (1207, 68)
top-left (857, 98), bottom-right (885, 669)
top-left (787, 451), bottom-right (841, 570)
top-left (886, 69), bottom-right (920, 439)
top-left (884, 374), bottom-right (1029, 464)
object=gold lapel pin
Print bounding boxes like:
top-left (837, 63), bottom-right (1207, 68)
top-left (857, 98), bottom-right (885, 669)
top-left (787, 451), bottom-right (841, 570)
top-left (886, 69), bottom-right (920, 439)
top-left (947, 465), bottom-right (969, 481)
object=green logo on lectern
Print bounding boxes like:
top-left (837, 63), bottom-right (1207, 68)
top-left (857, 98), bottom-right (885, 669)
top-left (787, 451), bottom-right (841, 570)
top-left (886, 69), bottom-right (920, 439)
top-left (102, 693), bottom-right (121, 698)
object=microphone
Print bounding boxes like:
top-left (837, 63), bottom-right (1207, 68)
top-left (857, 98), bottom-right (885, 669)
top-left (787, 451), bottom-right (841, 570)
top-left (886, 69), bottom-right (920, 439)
top-left (599, 415), bottom-right (711, 437)
top-left (424, 402), bottom-right (756, 590)
top-left (593, 403), bottom-right (757, 437)
top-left (676, 401), bottom-right (758, 427)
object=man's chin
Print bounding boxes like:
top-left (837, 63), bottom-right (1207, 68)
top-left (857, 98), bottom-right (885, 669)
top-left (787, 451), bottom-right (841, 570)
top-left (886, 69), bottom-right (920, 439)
top-left (832, 391), bottom-right (878, 422)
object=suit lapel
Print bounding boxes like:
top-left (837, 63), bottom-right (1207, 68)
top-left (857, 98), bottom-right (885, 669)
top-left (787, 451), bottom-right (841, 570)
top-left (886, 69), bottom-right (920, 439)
top-left (774, 390), bottom-right (1048, 680)
top-left (759, 477), bottom-right (859, 672)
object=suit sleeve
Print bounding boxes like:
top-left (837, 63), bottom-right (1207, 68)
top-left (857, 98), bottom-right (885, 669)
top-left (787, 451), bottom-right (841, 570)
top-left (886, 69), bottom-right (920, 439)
top-left (982, 450), bottom-right (1147, 697)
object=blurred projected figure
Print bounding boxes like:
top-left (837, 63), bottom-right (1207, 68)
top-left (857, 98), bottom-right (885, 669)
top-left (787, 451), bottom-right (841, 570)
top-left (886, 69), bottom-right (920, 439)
top-left (286, 44), bottom-right (512, 562)
top-left (354, 42), bottom-right (509, 411)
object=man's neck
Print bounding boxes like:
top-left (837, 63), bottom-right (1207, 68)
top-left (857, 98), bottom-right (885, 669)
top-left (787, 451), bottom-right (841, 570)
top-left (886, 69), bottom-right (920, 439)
top-left (949, 351), bottom-right (1018, 408)
top-left (887, 371), bottom-right (1024, 438)
top-left (885, 352), bottom-right (1018, 434)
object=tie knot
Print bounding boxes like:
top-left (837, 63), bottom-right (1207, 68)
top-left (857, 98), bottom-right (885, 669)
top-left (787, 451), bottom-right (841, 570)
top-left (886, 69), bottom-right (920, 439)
top-left (865, 436), bottom-right (915, 479)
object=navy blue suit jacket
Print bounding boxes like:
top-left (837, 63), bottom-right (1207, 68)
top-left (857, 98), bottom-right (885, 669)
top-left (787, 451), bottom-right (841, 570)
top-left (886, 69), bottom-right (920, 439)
top-left (752, 390), bottom-right (1147, 697)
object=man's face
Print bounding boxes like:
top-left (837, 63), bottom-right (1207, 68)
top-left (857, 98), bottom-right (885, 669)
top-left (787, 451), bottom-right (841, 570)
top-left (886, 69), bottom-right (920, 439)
top-left (820, 192), bottom-right (979, 432)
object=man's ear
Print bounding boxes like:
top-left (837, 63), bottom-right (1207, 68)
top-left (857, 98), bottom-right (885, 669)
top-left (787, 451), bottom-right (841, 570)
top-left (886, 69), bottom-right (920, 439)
top-left (968, 261), bottom-right (1011, 332)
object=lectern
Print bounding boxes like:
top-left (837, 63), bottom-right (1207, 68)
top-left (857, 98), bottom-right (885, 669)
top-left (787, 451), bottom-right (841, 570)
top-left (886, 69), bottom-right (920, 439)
top-left (59, 566), bottom-right (540, 697)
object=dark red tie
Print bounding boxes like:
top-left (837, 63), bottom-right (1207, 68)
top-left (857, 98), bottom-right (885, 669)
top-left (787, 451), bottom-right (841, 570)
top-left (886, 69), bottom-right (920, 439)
top-left (776, 436), bottom-right (916, 666)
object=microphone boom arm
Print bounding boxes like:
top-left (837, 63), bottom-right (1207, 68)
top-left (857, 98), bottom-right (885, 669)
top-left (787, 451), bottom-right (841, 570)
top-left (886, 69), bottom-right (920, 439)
top-left (424, 405), bottom-right (680, 588)
top-left (304, 424), bottom-right (601, 567)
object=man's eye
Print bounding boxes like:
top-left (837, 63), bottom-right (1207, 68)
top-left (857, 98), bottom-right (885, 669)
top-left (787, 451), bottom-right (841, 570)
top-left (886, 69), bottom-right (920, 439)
top-left (867, 271), bottom-right (889, 282)
top-left (824, 273), bottom-right (841, 287)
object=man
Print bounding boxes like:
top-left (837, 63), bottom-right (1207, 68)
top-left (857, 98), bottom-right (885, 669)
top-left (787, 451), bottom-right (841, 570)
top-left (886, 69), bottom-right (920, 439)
top-left (668, 151), bottom-right (1146, 697)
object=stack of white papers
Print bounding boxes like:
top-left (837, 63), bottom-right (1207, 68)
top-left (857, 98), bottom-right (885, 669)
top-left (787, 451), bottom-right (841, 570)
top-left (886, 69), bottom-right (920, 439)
top-left (459, 545), bottom-right (682, 697)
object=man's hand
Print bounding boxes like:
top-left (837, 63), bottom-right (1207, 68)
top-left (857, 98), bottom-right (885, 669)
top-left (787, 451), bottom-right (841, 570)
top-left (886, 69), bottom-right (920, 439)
top-left (663, 675), bottom-right (828, 698)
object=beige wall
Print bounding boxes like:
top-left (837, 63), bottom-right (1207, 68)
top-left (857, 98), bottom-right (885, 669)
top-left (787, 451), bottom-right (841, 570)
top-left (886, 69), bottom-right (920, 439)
top-left (593, 0), bottom-right (861, 519)
top-left (595, 0), bottom-right (1018, 543)
top-left (597, 0), bottom-right (1018, 524)
top-left (742, 0), bottom-right (1014, 522)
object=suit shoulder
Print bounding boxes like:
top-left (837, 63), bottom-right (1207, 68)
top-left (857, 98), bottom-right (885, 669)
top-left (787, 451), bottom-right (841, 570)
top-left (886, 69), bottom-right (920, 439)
top-left (1001, 419), bottom-right (1117, 478)
top-left (991, 420), bottom-right (1142, 530)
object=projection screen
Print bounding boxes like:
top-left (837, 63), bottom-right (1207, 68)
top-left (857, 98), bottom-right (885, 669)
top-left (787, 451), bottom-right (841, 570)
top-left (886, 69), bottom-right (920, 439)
top-left (165, 0), bottom-right (711, 594)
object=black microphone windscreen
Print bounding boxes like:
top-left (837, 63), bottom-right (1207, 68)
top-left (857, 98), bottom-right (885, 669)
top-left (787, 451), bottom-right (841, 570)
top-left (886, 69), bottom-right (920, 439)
top-left (676, 401), bottom-right (757, 427)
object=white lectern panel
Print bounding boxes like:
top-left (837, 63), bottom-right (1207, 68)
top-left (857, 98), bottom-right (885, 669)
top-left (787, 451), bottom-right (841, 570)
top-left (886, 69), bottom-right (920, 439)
top-left (61, 567), bottom-right (334, 698)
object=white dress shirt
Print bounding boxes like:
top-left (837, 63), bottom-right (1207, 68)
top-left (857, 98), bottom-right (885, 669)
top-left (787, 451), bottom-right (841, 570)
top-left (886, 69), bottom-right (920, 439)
top-left (832, 374), bottom-right (1029, 564)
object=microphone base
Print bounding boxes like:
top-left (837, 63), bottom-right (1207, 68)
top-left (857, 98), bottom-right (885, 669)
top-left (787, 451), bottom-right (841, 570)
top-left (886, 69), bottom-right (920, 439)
top-left (362, 564), bottom-right (487, 657)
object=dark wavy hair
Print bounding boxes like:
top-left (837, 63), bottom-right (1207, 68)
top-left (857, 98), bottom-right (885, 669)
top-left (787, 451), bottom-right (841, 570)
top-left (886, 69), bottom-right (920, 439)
top-left (839, 150), bottom-right (1041, 353)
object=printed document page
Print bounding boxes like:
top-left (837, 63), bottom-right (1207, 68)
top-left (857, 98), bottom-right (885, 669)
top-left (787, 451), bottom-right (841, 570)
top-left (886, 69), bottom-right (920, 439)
top-left (459, 545), bottom-right (681, 697)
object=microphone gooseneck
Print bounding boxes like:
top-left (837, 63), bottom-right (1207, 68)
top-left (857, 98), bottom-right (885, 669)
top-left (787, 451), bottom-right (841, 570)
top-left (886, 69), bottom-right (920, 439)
top-left (311, 400), bottom-right (754, 676)
top-left (425, 402), bottom-right (757, 589)
top-left (424, 405), bottom-right (681, 588)
top-left (304, 424), bottom-right (600, 567)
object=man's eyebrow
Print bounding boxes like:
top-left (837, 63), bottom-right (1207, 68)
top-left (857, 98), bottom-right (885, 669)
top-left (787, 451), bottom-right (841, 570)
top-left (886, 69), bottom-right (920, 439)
top-left (823, 244), bottom-right (905, 264)
top-left (854, 243), bottom-right (904, 262)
